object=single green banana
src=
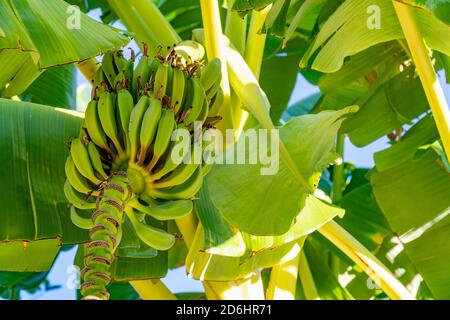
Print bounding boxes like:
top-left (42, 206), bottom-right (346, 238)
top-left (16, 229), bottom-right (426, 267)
top-left (70, 138), bottom-right (102, 185)
top-left (153, 151), bottom-right (199, 189)
top-left (101, 51), bottom-right (118, 88)
top-left (128, 95), bottom-right (150, 162)
top-left (84, 100), bottom-right (109, 151)
top-left (150, 125), bottom-right (190, 179)
top-left (126, 208), bottom-right (175, 251)
top-left (129, 199), bottom-right (193, 221)
top-left (133, 45), bottom-right (151, 93)
top-left (98, 89), bottom-right (124, 154)
top-left (87, 141), bottom-right (108, 180)
top-left (184, 78), bottom-right (206, 125)
top-left (153, 63), bottom-right (171, 98)
top-left (93, 68), bottom-right (107, 98)
top-left (208, 87), bottom-right (224, 116)
top-left (197, 96), bottom-right (209, 124)
top-left (70, 206), bottom-right (94, 230)
top-left (65, 155), bottom-right (97, 194)
top-left (113, 50), bottom-right (127, 72)
top-left (145, 167), bottom-right (203, 200)
top-left (139, 96), bottom-right (162, 163)
top-left (117, 88), bottom-right (134, 150)
top-left (200, 58), bottom-right (221, 92)
top-left (171, 67), bottom-right (187, 114)
top-left (64, 179), bottom-right (96, 210)
top-left (147, 108), bottom-right (175, 171)
top-left (206, 75), bottom-right (221, 101)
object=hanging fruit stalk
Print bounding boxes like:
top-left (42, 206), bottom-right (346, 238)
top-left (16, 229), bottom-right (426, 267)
top-left (65, 43), bottom-right (223, 300)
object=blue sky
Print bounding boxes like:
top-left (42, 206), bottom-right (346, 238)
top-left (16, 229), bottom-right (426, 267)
top-left (21, 8), bottom-right (450, 300)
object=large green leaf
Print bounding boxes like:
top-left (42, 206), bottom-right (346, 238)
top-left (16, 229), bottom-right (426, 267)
top-left (373, 114), bottom-right (439, 171)
top-left (0, 99), bottom-right (88, 247)
top-left (187, 189), bottom-right (343, 281)
top-left (371, 149), bottom-right (450, 299)
top-left (343, 73), bottom-right (430, 147)
top-left (260, 53), bottom-right (300, 124)
top-left (0, 240), bottom-right (60, 272)
top-left (301, 0), bottom-right (450, 72)
top-left (0, 0), bottom-right (129, 68)
top-left (20, 65), bottom-right (77, 109)
top-left (401, 0), bottom-right (450, 25)
top-left (208, 106), bottom-right (357, 235)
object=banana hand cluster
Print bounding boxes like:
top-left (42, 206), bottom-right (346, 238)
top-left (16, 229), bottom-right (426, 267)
top-left (64, 42), bottom-right (223, 300)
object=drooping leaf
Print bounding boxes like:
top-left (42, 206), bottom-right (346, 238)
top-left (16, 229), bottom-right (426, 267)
top-left (0, 240), bottom-right (60, 272)
top-left (401, 0), bottom-right (450, 25)
top-left (195, 179), bottom-right (246, 257)
top-left (0, 99), bottom-right (88, 247)
top-left (260, 53), bottom-right (300, 123)
top-left (373, 114), bottom-right (439, 171)
top-left (301, 0), bottom-right (450, 73)
top-left (344, 73), bottom-right (430, 147)
top-left (208, 106), bottom-right (357, 235)
top-left (20, 65), bottom-right (77, 109)
top-left (371, 149), bottom-right (450, 299)
top-left (0, 0), bottom-right (129, 69)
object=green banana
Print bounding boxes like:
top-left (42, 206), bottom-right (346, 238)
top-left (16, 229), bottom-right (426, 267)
top-left (200, 58), bottom-right (221, 92)
top-left (206, 75), bottom-right (222, 101)
top-left (113, 50), bottom-right (127, 72)
top-left (101, 51), bottom-right (118, 88)
top-left (70, 138), bottom-right (102, 185)
top-left (146, 167), bottom-right (203, 200)
top-left (98, 89), bottom-right (124, 154)
top-left (93, 67), bottom-right (107, 98)
top-left (70, 206), bottom-right (94, 230)
top-left (64, 179), bottom-right (96, 210)
top-left (153, 63), bottom-right (171, 98)
top-left (126, 208), bottom-right (175, 251)
top-left (65, 155), bottom-right (97, 194)
top-left (133, 45), bottom-right (151, 93)
top-left (139, 96), bottom-right (162, 163)
top-left (197, 96), bottom-right (209, 124)
top-left (128, 95), bottom-right (150, 162)
top-left (147, 108), bottom-right (175, 171)
top-left (170, 67), bottom-right (186, 113)
top-left (87, 141), bottom-right (108, 180)
top-left (84, 100), bottom-right (109, 151)
top-left (184, 78), bottom-right (206, 125)
top-left (153, 151), bottom-right (199, 189)
top-left (129, 199), bottom-right (193, 221)
top-left (117, 88), bottom-right (134, 150)
top-left (208, 87), bottom-right (224, 116)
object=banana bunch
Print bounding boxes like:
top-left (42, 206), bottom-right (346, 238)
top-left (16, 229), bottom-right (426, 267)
top-left (64, 42), bottom-right (223, 300)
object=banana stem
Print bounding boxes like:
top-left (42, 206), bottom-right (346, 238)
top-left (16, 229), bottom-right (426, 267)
top-left (107, 0), bottom-right (159, 51)
top-left (225, 0), bottom-right (247, 55)
top-left (393, 1), bottom-right (450, 160)
top-left (129, 0), bottom-right (181, 47)
top-left (77, 58), bottom-right (99, 83)
top-left (199, 0), bottom-right (233, 131)
top-left (175, 213), bottom-right (198, 248)
top-left (234, 5), bottom-right (272, 137)
top-left (318, 221), bottom-right (415, 300)
top-left (266, 243), bottom-right (301, 300)
top-left (244, 6), bottom-right (272, 80)
top-left (298, 251), bottom-right (320, 300)
top-left (130, 280), bottom-right (177, 300)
